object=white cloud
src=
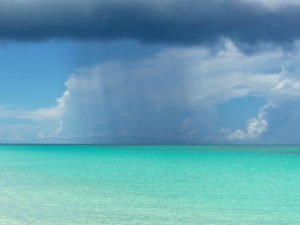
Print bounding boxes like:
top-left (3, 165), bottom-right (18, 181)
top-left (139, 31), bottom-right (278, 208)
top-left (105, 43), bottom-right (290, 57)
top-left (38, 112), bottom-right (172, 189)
top-left (0, 90), bottom-right (69, 142)
top-left (0, 90), bottom-right (69, 121)
top-left (2, 39), bottom-right (300, 143)
top-left (223, 103), bottom-right (276, 141)
top-left (57, 39), bottom-right (300, 143)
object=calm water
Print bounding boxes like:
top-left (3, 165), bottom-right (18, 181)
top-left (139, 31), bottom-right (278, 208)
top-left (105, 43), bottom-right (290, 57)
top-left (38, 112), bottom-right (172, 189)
top-left (0, 145), bottom-right (299, 224)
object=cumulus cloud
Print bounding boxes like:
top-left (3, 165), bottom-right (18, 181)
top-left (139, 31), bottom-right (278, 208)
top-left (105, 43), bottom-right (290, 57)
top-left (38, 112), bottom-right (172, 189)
top-left (1, 0), bottom-right (300, 46)
top-left (0, 90), bottom-right (69, 143)
top-left (222, 103), bottom-right (275, 141)
top-left (51, 40), bottom-right (300, 143)
top-left (0, 90), bottom-right (68, 121)
top-left (2, 40), bottom-right (300, 143)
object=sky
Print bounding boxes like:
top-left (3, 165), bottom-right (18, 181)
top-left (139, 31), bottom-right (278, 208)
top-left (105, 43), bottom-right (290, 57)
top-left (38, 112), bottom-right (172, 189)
top-left (1, 0), bottom-right (300, 143)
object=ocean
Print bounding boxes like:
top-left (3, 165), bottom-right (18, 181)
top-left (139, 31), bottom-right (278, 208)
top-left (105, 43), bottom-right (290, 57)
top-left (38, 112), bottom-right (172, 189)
top-left (0, 145), bottom-right (299, 224)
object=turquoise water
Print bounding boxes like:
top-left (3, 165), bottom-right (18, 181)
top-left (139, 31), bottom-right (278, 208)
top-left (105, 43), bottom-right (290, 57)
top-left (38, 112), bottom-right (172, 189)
top-left (0, 145), bottom-right (300, 224)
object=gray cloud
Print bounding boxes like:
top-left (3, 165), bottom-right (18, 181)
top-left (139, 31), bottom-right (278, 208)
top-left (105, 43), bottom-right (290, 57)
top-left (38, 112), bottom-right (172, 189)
top-left (1, 0), bottom-right (300, 46)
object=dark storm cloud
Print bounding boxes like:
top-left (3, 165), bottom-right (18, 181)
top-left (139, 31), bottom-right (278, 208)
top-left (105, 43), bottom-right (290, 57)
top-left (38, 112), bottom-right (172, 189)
top-left (1, 0), bottom-right (300, 45)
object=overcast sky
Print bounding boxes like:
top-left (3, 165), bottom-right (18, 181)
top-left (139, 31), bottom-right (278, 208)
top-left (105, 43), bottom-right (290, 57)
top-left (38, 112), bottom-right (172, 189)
top-left (1, 0), bottom-right (300, 143)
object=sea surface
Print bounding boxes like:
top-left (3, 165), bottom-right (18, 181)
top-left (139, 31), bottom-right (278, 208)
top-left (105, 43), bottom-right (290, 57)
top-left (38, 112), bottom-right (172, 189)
top-left (0, 145), bottom-right (299, 225)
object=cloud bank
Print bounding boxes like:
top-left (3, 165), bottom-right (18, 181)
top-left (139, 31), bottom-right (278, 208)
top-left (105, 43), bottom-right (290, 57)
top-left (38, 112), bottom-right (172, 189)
top-left (1, 0), bottom-right (300, 46)
top-left (2, 40), bottom-right (300, 143)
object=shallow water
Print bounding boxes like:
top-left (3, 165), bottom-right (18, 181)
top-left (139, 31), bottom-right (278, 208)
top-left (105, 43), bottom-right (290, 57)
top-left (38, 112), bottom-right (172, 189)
top-left (0, 145), bottom-right (299, 224)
